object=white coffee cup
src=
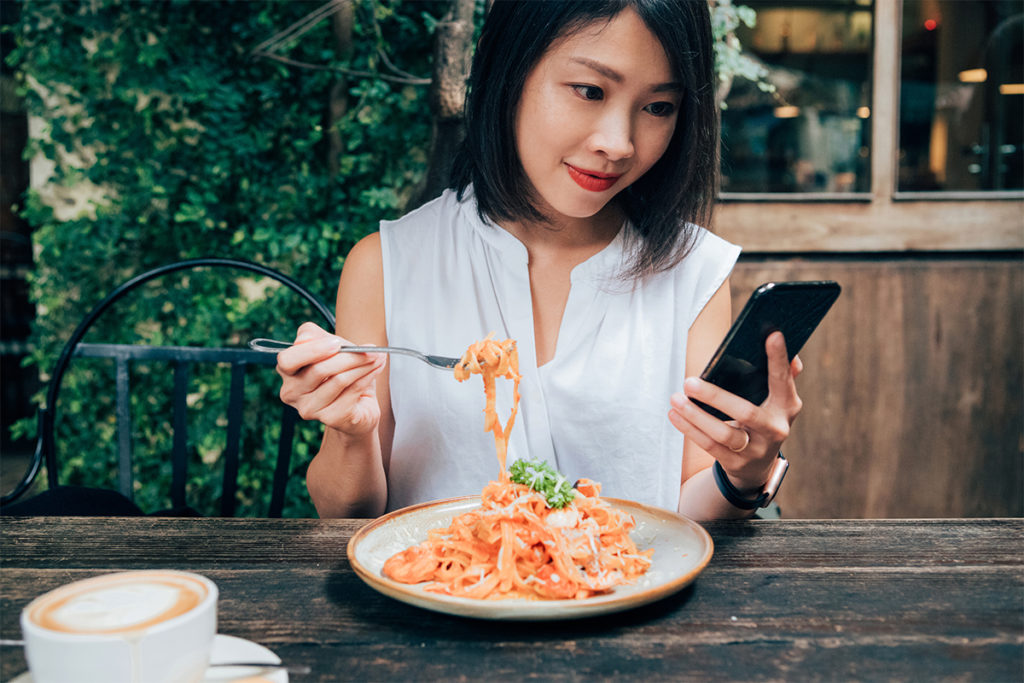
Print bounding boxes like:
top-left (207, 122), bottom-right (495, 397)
top-left (20, 570), bottom-right (217, 683)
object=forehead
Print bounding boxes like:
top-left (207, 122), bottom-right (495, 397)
top-left (540, 8), bottom-right (675, 82)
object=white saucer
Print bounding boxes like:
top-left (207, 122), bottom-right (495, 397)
top-left (8, 633), bottom-right (287, 683)
top-left (205, 634), bottom-right (288, 683)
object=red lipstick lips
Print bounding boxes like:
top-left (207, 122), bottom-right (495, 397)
top-left (566, 164), bottom-right (621, 192)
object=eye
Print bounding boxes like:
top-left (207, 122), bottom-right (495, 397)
top-left (644, 101), bottom-right (676, 117)
top-left (571, 84), bottom-right (604, 101)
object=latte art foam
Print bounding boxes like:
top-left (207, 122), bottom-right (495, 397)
top-left (28, 573), bottom-right (205, 635)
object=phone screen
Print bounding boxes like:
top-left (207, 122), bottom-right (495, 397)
top-left (694, 281), bottom-right (841, 421)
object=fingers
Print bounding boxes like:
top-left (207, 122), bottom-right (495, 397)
top-left (669, 386), bottom-right (750, 455)
top-left (764, 331), bottom-right (802, 421)
top-left (280, 347), bottom-right (385, 403)
top-left (283, 352), bottom-right (386, 430)
top-left (275, 323), bottom-right (387, 433)
top-left (680, 373), bottom-right (757, 426)
top-left (295, 321), bottom-right (329, 343)
top-left (765, 331), bottom-right (792, 391)
top-left (277, 324), bottom-right (382, 377)
top-left (293, 357), bottom-right (386, 429)
top-left (671, 331), bottom-right (807, 493)
top-left (278, 337), bottom-right (337, 375)
top-left (669, 390), bottom-right (771, 488)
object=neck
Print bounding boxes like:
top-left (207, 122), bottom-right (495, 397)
top-left (502, 201), bottom-right (624, 254)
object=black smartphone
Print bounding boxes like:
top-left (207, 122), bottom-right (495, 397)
top-left (693, 280), bottom-right (841, 421)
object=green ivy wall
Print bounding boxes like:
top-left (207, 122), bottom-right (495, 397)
top-left (7, 0), bottom-right (446, 516)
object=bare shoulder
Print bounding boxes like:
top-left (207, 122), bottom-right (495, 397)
top-left (336, 232), bottom-right (385, 344)
top-left (341, 232), bottom-right (382, 281)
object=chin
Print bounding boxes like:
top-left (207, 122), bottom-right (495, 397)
top-left (556, 204), bottom-right (604, 220)
top-left (546, 190), bottom-right (615, 221)
top-left (527, 173), bottom-right (622, 222)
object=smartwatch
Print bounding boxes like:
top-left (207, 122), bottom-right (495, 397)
top-left (712, 453), bottom-right (789, 510)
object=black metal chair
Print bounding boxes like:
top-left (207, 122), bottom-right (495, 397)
top-left (1, 258), bottom-right (335, 517)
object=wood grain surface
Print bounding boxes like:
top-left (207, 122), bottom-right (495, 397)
top-left (1, 516), bottom-right (1020, 682)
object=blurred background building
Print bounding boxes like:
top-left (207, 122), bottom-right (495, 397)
top-left (713, 0), bottom-right (1022, 518)
top-left (723, 0), bottom-right (1021, 196)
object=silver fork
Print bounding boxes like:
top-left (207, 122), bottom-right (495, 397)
top-left (248, 338), bottom-right (460, 370)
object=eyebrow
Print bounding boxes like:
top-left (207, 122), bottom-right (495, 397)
top-left (569, 57), bottom-right (682, 92)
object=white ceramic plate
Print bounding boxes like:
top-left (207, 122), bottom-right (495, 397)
top-left (347, 495), bottom-right (714, 620)
top-left (9, 634), bottom-right (287, 683)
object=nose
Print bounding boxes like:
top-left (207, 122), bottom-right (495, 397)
top-left (588, 109), bottom-right (635, 160)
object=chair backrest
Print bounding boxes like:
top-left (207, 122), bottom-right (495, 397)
top-left (2, 258), bottom-right (335, 517)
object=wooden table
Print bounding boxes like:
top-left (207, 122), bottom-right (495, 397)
top-left (1, 517), bottom-right (1021, 681)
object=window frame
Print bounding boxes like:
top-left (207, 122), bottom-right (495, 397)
top-left (715, 0), bottom-right (1024, 253)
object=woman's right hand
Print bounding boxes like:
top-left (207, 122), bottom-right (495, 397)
top-left (276, 322), bottom-right (387, 436)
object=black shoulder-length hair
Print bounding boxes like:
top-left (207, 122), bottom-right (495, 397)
top-left (450, 0), bottom-right (719, 279)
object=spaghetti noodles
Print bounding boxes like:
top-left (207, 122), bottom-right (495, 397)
top-left (453, 334), bottom-right (520, 473)
top-left (382, 477), bottom-right (653, 600)
top-left (381, 334), bottom-right (653, 600)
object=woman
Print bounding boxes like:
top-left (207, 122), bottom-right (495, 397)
top-left (276, 0), bottom-right (802, 520)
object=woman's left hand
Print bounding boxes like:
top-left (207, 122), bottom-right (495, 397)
top-left (669, 331), bottom-right (803, 491)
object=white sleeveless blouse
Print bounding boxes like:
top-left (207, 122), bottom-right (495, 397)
top-left (380, 189), bottom-right (740, 512)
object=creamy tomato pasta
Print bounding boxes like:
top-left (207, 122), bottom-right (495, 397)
top-left (381, 335), bottom-right (653, 600)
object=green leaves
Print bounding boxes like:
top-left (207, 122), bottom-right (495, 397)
top-left (509, 459), bottom-right (576, 509)
top-left (709, 0), bottom-right (774, 102)
top-left (9, 0), bottom-right (446, 517)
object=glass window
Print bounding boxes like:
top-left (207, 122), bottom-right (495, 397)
top-left (899, 0), bottom-right (1023, 191)
top-left (720, 0), bottom-right (874, 194)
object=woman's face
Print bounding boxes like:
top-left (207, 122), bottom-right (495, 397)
top-left (514, 8), bottom-right (681, 224)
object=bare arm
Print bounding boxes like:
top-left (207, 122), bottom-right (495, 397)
top-left (673, 280), bottom-right (750, 520)
top-left (278, 233), bottom-right (393, 518)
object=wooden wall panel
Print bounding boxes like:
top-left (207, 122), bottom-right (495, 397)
top-left (730, 256), bottom-right (1023, 519)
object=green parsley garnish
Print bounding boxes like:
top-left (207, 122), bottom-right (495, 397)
top-left (509, 458), bottom-right (576, 508)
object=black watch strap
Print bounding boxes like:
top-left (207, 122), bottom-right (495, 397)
top-left (713, 453), bottom-right (788, 510)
